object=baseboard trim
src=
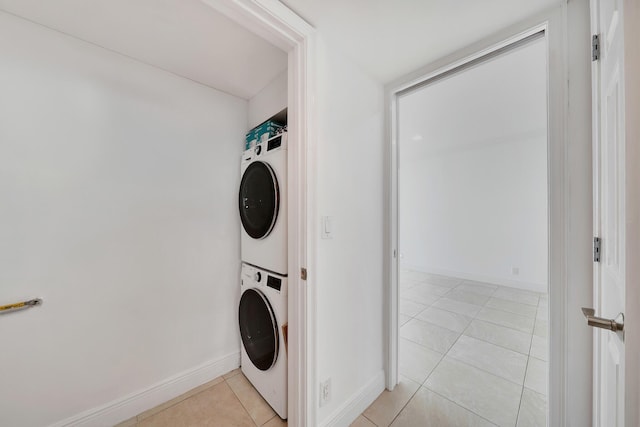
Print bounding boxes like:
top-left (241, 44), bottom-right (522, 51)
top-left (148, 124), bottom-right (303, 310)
top-left (50, 351), bottom-right (240, 427)
top-left (403, 264), bottom-right (547, 293)
top-left (319, 370), bottom-right (385, 427)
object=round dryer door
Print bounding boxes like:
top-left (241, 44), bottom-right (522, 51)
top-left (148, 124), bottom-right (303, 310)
top-left (239, 161), bottom-right (279, 239)
top-left (239, 288), bottom-right (279, 371)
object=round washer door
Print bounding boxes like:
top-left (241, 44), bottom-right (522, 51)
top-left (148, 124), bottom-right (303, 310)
top-left (239, 288), bottom-right (279, 371)
top-left (239, 161), bottom-right (279, 239)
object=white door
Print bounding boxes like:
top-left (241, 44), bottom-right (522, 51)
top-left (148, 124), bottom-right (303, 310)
top-left (591, 0), bottom-right (626, 426)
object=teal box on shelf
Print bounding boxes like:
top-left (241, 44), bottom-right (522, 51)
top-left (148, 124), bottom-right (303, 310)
top-left (245, 120), bottom-right (284, 150)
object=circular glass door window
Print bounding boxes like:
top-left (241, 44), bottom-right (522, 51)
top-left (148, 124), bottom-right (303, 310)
top-left (239, 288), bottom-right (279, 371)
top-left (239, 161), bottom-right (279, 239)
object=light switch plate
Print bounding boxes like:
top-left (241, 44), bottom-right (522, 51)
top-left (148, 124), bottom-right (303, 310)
top-left (321, 216), bottom-right (333, 239)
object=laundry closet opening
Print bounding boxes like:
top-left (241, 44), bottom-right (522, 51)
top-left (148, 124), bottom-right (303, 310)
top-left (392, 32), bottom-right (550, 426)
top-left (0, 1), bottom-right (295, 425)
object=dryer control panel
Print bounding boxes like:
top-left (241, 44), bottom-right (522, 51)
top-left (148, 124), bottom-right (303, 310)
top-left (241, 132), bottom-right (287, 164)
top-left (240, 262), bottom-right (287, 295)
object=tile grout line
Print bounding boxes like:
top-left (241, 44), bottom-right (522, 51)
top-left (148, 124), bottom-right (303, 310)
top-left (399, 272), bottom-right (548, 425)
top-left (402, 295), bottom-right (535, 357)
top-left (383, 379), bottom-right (429, 426)
top-left (515, 326), bottom-right (536, 426)
top-left (261, 414), bottom-right (279, 426)
top-left (224, 375), bottom-right (262, 427)
top-left (361, 412), bottom-right (379, 426)
top-left (421, 385), bottom-right (500, 427)
top-left (424, 284), bottom-right (520, 426)
top-left (134, 376), bottom-right (226, 423)
top-left (398, 289), bottom-right (502, 427)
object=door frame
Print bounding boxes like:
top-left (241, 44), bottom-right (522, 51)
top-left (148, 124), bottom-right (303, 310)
top-left (201, 1), bottom-right (317, 426)
top-left (384, 6), bottom-right (569, 425)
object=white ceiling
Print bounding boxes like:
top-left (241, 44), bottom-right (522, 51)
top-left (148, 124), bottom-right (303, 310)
top-left (0, 0), bottom-right (288, 99)
top-left (282, 0), bottom-right (560, 83)
top-left (0, 0), bottom-right (562, 97)
top-left (398, 36), bottom-right (547, 156)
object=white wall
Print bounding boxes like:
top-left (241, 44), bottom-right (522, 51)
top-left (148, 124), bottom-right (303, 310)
top-left (0, 11), bottom-right (246, 427)
top-left (248, 70), bottom-right (287, 129)
top-left (314, 36), bottom-right (386, 425)
top-left (398, 38), bottom-right (548, 292)
top-left (400, 137), bottom-right (548, 292)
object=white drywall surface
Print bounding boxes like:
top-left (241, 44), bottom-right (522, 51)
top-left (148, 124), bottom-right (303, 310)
top-left (398, 37), bottom-right (549, 292)
top-left (248, 70), bottom-right (287, 129)
top-left (314, 36), bottom-right (386, 425)
top-left (0, 11), bottom-right (246, 426)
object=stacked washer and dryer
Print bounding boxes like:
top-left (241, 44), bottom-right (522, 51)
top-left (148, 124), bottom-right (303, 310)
top-left (238, 130), bottom-right (288, 420)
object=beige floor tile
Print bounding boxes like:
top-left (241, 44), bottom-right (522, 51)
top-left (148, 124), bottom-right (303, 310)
top-left (390, 387), bottom-right (496, 427)
top-left (226, 373), bottom-right (276, 425)
top-left (533, 319), bottom-right (548, 338)
top-left (262, 415), bottom-right (287, 426)
top-left (524, 357), bottom-right (548, 396)
top-left (432, 298), bottom-right (483, 317)
top-left (448, 335), bottom-right (528, 385)
top-left (399, 278), bottom-right (419, 289)
top-left (402, 287), bottom-right (441, 306)
top-left (444, 289), bottom-right (491, 306)
top-left (400, 318), bottom-right (460, 353)
top-left (493, 288), bottom-right (539, 307)
top-left (224, 368), bottom-right (242, 379)
top-left (536, 305), bottom-right (548, 321)
top-left (399, 314), bottom-right (411, 326)
top-left (350, 415), bottom-right (377, 427)
top-left (363, 375), bottom-right (420, 426)
top-left (412, 282), bottom-right (452, 296)
top-left (425, 358), bottom-right (522, 427)
top-left (464, 320), bottom-right (532, 355)
top-left (485, 297), bottom-right (537, 318)
top-left (398, 338), bottom-right (443, 384)
top-left (137, 376), bottom-right (225, 421)
top-left (476, 307), bottom-right (535, 333)
top-left (137, 381), bottom-right (255, 427)
top-left (530, 335), bottom-right (548, 361)
top-left (402, 270), bottom-right (431, 282)
top-left (538, 297), bottom-right (548, 310)
top-left (517, 388), bottom-right (547, 427)
top-left (457, 281), bottom-right (499, 296)
top-left (114, 416), bottom-right (136, 427)
top-left (399, 299), bottom-right (427, 317)
top-left (415, 307), bottom-right (472, 333)
top-left (425, 275), bottom-right (464, 287)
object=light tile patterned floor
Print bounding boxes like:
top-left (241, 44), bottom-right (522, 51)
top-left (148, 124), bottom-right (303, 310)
top-left (115, 369), bottom-right (287, 427)
top-left (355, 270), bottom-right (548, 427)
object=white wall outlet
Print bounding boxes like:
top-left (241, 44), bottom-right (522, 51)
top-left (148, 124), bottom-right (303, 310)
top-left (321, 216), bottom-right (333, 239)
top-left (319, 378), bottom-right (331, 407)
top-left (511, 266), bottom-right (520, 275)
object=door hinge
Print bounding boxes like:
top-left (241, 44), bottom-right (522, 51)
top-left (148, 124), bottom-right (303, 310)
top-left (592, 34), bottom-right (600, 61)
top-left (594, 237), bottom-right (602, 262)
top-left (301, 267), bottom-right (307, 281)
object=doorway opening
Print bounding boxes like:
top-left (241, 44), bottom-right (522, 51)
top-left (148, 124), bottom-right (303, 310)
top-left (387, 31), bottom-right (550, 426)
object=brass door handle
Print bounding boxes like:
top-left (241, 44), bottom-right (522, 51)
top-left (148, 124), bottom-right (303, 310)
top-left (582, 307), bottom-right (624, 331)
top-left (0, 298), bottom-right (42, 314)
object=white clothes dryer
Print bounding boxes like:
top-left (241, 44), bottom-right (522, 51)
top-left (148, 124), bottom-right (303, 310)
top-left (239, 263), bottom-right (287, 419)
top-left (239, 132), bottom-right (287, 276)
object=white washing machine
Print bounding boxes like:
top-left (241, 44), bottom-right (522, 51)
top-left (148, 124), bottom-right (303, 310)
top-left (239, 132), bottom-right (287, 276)
top-left (239, 263), bottom-right (288, 419)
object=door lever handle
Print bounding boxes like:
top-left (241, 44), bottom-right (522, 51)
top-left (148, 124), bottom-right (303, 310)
top-left (582, 307), bottom-right (624, 331)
